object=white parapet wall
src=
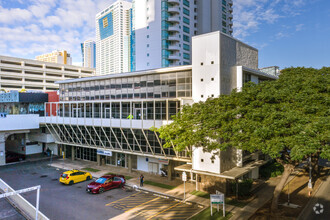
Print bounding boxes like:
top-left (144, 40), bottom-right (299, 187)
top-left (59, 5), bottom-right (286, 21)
top-left (0, 115), bottom-right (40, 131)
top-left (0, 178), bottom-right (49, 220)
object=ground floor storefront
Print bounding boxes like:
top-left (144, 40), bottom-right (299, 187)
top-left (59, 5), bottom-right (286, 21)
top-left (61, 145), bottom-right (185, 180)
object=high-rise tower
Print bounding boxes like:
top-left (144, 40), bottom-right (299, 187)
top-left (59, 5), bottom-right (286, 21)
top-left (96, 0), bottom-right (134, 75)
top-left (81, 40), bottom-right (96, 68)
top-left (133, 0), bottom-right (233, 71)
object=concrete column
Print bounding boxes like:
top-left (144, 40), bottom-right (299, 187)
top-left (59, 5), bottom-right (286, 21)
top-left (71, 146), bottom-right (75, 161)
top-left (168, 160), bottom-right (173, 181)
top-left (63, 145), bottom-right (66, 159)
top-left (128, 154), bottom-right (132, 173)
top-left (0, 133), bottom-right (6, 166)
top-left (97, 154), bottom-right (101, 166)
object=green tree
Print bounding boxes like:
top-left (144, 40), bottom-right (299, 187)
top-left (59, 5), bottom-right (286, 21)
top-left (157, 67), bottom-right (329, 212)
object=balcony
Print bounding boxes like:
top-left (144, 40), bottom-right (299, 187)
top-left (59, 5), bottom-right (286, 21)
top-left (168, 44), bottom-right (180, 51)
top-left (168, 35), bottom-right (180, 42)
top-left (168, 15), bottom-right (180, 23)
top-left (168, 24), bottom-right (180, 32)
top-left (228, 0), bottom-right (233, 6)
top-left (228, 13), bottom-right (233, 20)
top-left (168, 6), bottom-right (180, 14)
top-left (168, 54), bottom-right (181, 61)
top-left (168, 0), bottom-right (180, 5)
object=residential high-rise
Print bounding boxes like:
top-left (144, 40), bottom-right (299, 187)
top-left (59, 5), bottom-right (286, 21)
top-left (36, 50), bottom-right (72, 65)
top-left (81, 40), bottom-right (96, 68)
top-left (96, 0), bottom-right (134, 75)
top-left (133, 0), bottom-right (233, 71)
top-left (96, 0), bottom-right (233, 74)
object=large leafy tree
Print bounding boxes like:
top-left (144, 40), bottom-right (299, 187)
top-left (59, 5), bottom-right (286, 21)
top-left (157, 67), bottom-right (329, 212)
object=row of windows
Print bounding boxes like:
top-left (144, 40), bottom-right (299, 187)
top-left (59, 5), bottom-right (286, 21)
top-left (49, 101), bottom-right (180, 121)
top-left (60, 71), bottom-right (192, 101)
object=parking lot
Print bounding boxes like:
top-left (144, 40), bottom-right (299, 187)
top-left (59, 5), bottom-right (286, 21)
top-left (0, 160), bottom-right (202, 220)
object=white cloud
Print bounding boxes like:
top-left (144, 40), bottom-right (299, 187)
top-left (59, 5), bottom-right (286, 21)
top-left (233, 0), bottom-right (307, 40)
top-left (0, 6), bottom-right (33, 24)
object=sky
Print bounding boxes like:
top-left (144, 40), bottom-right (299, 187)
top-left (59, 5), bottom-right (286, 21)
top-left (0, 0), bottom-right (328, 69)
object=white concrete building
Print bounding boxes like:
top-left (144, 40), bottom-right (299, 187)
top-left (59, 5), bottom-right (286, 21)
top-left (41, 31), bottom-right (278, 193)
top-left (81, 40), bottom-right (96, 68)
top-left (0, 55), bottom-right (96, 92)
top-left (96, 0), bottom-right (133, 75)
top-left (134, 0), bottom-right (234, 71)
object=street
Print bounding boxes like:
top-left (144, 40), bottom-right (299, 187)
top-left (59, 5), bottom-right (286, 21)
top-left (298, 173), bottom-right (330, 220)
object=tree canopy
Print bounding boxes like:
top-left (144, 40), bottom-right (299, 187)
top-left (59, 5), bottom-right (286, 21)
top-left (158, 67), bottom-right (329, 162)
top-left (157, 67), bottom-right (329, 211)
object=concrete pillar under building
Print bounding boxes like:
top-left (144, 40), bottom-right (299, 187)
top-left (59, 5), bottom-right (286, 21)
top-left (0, 133), bottom-right (6, 166)
top-left (63, 145), bottom-right (67, 159)
top-left (97, 154), bottom-right (101, 166)
top-left (128, 154), bottom-right (132, 173)
top-left (71, 146), bottom-right (75, 161)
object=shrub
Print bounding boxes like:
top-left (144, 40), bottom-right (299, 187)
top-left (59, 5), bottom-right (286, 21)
top-left (230, 179), bottom-right (253, 197)
top-left (260, 161), bottom-right (284, 178)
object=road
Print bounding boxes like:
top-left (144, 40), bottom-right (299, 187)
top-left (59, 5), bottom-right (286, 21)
top-left (298, 173), bottom-right (330, 220)
top-left (0, 160), bottom-right (136, 220)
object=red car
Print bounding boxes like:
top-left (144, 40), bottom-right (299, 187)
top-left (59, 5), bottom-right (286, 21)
top-left (86, 175), bottom-right (125, 194)
top-left (6, 151), bottom-right (26, 163)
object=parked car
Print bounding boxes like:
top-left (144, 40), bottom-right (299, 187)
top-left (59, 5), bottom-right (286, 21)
top-left (59, 169), bottom-right (92, 185)
top-left (86, 175), bottom-right (125, 194)
top-left (5, 151), bottom-right (25, 163)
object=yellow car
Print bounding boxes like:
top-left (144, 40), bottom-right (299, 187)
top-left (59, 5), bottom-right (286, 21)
top-left (59, 170), bottom-right (92, 185)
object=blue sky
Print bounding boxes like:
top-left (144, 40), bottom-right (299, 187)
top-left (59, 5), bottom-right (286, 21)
top-left (0, 0), bottom-right (328, 69)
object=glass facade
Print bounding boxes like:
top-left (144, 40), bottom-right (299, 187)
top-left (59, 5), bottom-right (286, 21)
top-left (60, 70), bottom-right (192, 101)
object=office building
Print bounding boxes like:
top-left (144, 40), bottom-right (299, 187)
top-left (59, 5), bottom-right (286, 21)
top-left (134, 0), bottom-right (233, 71)
top-left (0, 55), bottom-right (96, 92)
top-left (36, 50), bottom-right (72, 65)
top-left (96, 0), bottom-right (134, 75)
top-left (81, 40), bottom-right (96, 68)
top-left (41, 32), bottom-right (278, 193)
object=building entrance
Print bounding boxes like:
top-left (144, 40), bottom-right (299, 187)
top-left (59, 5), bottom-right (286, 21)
top-left (117, 153), bottom-right (126, 167)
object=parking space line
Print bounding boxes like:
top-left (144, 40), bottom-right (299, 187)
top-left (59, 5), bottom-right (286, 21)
top-left (146, 201), bottom-right (181, 220)
top-left (125, 197), bottom-right (160, 212)
top-left (105, 191), bottom-right (141, 206)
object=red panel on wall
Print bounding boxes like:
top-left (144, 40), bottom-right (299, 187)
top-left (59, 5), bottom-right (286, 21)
top-left (45, 91), bottom-right (59, 116)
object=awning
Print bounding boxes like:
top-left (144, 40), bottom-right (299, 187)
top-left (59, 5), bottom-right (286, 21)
top-left (174, 160), bottom-right (268, 180)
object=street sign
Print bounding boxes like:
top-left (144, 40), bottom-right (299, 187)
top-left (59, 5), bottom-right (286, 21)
top-left (182, 172), bottom-right (187, 201)
top-left (97, 149), bottom-right (112, 156)
top-left (210, 193), bottom-right (225, 217)
top-left (210, 194), bottom-right (223, 204)
top-left (182, 171), bottom-right (187, 181)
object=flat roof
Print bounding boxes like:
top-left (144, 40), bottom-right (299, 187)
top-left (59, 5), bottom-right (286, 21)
top-left (56, 65), bottom-right (193, 84)
top-left (192, 31), bottom-right (258, 52)
top-left (174, 160), bottom-right (268, 180)
top-left (0, 55), bottom-right (95, 71)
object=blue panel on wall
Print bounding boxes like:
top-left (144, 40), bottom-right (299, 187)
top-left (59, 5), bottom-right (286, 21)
top-left (98, 12), bottom-right (114, 40)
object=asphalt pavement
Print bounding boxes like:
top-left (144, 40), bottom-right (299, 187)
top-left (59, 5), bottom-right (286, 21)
top-left (0, 160), bottom-right (136, 220)
top-left (298, 173), bottom-right (330, 220)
